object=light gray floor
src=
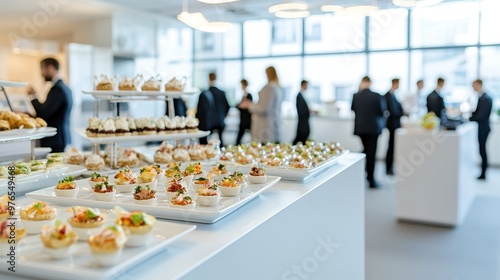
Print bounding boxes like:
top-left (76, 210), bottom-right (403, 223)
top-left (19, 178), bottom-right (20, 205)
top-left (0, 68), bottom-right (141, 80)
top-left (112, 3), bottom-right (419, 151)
top-left (366, 162), bottom-right (500, 280)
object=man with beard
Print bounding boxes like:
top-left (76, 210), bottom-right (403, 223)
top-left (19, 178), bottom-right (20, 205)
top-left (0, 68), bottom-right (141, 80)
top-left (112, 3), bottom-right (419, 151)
top-left (28, 58), bottom-right (73, 152)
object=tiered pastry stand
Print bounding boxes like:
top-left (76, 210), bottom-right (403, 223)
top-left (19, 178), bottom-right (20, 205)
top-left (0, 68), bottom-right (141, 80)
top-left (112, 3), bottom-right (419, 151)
top-left (81, 90), bottom-right (209, 168)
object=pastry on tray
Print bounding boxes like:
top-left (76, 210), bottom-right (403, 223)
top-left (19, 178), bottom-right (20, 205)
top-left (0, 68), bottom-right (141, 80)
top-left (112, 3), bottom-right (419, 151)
top-left (20, 201), bottom-right (57, 234)
top-left (114, 117), bottom-right (131, 137)
top-left (165, 77), bottom-right (186, 92)
top-left (88, 225), bottom-right (127, 266)
top-left (141, 76), bottom-right (161, 91)
top-left (67, 207), bottom-right (105, 239)
top-left (40, 220), bottom-right (78, 259)
top-left (115, 210), bottom-right (155, 247)
top-left (186, 116), bottom-right (199, 133)
top-left (65, 147), bottom-right (84, 165)
top-left (0, 220), bottom-right (26, 255)
top-left (0, 120), bottom-right (10, 131)
top-left (85, 155), bottom-right (105, 171)
top-left (142, 118), bottom-right (157, 135)
top-left (95, 75), bottom-right (114, 91)
top-left (98, 118), bottom-right (116, 137)
top-left (35, 117), bottom-right (47, 127)
top-left (86, 117), bottom-right (101, 137)
top-left (118, 75), bottom-right (140, 91)
top-left (117, 149), bottom-right (140, 168)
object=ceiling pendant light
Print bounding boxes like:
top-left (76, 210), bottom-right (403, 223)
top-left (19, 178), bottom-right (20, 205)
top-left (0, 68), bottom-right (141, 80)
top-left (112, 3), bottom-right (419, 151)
top-left (197, 0), bottom-right (239, 4)
top-left (393, 0), bottom-right (444, 8)
top-left (268, 2), bottom-right (310, 18)
top-left (343, 5), bottom-right (379, 16)
top-left (177, 0), bottom-right (232, 32)
top-left (321, 5), bottom-right (344, 12)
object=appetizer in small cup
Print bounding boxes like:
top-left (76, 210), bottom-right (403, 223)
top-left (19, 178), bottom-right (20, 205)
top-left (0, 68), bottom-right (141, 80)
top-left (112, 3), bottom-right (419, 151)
top-left (165, 162), bottom-right (182, 178)
top-left (247, 166), bottom-right (266, 184)
top-left (67, 207), bottom-right (105, 240)
top-left (219, 177), bottom-right (241, 197)
top-left (170, 193), bottom-right (196, 209)
top-left (209, 164), bottom-right (229, 181)
top-left (89, 172), bottom-right (109, 188)
top-left (138, 168), bottom-right (157, 190)
top-left (141, 165), bottom-right (162, 180)
top-left (20, 201), bottom-right (57, 234)
top-left (197, 184), bottom-right (221, 206)
top-left (133, 185), bottom-right (157, 206)
top-left (228, 171), bottom-right (247, 192)
top-left (0, 220), bottom-right (26, 255)
top-left (183, 162), bottom-right (206, 179)
top-left (88, 225), bottom-right (127, 266)
top-left (114, 168), bottom-right (137, 193)
top-left (93, 182), bottom-right (116, 202)
top-left (40, 220), bottom-right (78, 259)
top-left (0, 195), bottom-right (14, 221)
top-left (115, 210), bottom-right (156, 247)
top-left (166, 179), bottom-right (187, 201)
top-left (54, 176), bottom-right (78, 198)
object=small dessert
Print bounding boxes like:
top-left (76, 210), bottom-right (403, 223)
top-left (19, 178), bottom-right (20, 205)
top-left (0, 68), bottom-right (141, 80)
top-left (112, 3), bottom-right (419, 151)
top-left (98, 118), bottom-right (116, 137)
top-left (165, 77), bottom-right (185, 91)
top-left (229, 171), bottom-right (247, 192)
top-left (219, 177), bottom-right (241, 197)
top-left (248, 166), bottom-right (266, 184)
top-left (0, 220), bottom-right (26, 255)
top-left (95, 75), bottom-right (114, 91)
top-left (14, 162), bottom-right (31, 176)
top-left (67, 207), bottom-right (105, 239)
top-left (127, 117), bottom-right (138, 135)
top-left (114, 117), bottom-right (131, 137)
top-left (133, 185), bottom-right (156, 205)
top-left (209, 164), bottom-right (229, 181)
top-left (54, 176), bottom-right (78, 198)
top-left (183, 162), bottom-right (205, 179)
top-left (141, 76), bottom-right (161, 91)
top-left (142, 117), bottom-right (157, 135)
top-left (40, 220), bottom-right (78, 259)
top-left (0, 195), bottom-right (13, 221)
top-left (197, 184), bottom-right (220, 206)
top-left (88, 225), bottom-right (127, 266)
top-left (166, 178), bottom-right (187, 201)
top-left (115, 210), bottom-right (156, 247)
top-left (170, 193), bottom-right (195, 209)
top-left (134, 118), bottom-right (144, 135)
top-left (85, 154), bottom-right (105, 171)
top-left (174, 116), bottom-right (186, 133)
top-left (185, 116), bottom-right (199, 133)
top-left (173, 148), bottom-right (190, 162)
top-left (35, 117), bottom-right (47, 127)
top-left (46, 153), bottom-right (64, 169)
top-left (20, 201), bottom-right (57, 234)
top-left (86, 117), bottom-right (101, 137)
top-left (114, 169), bottom-right (137, 193)
top-left (92, 182), bottom-right (116, 202)
top-left (65, 147), bottom-right (84, 165)
top-left (188, 145), bottom-right (206, 161)
top-left (156, 118), bottom-right (166, 134)
top-left (89, 172), bottom-right (109, 188)
top-left (118, 76), bottom-right (138, 91)
top-left (164, 117), bottom-right (177, 134)
top-left (117, 149), bottom-right (139, 168)
top-left (138, 167), bottom-right (157, 189)
top-left (28, 160), bottom-right (46, 173)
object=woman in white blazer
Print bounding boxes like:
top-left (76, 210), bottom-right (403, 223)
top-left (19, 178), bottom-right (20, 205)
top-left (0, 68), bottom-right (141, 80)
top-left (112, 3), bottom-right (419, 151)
top-left (241, 66), bottom-right (283, 143)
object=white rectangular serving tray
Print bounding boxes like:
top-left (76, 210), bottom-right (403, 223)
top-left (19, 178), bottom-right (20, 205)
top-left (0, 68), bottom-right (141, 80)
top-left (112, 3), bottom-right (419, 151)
top-left (0, 208), bottom-right (196, 280)
top-left (224, 150), bottom-right (350, 181)
top-left (77, 128), bottom-right (210, 144)
top-left (83, 90), bottom-right (198, 99)
top-left (27, 176), bottom-right (281, 224)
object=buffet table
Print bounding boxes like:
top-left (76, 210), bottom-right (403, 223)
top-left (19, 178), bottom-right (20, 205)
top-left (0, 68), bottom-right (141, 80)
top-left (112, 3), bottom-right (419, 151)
top-left (395, 123), bottom-right (477, 227)
top-left (4, 153), bottom-right (365, 280)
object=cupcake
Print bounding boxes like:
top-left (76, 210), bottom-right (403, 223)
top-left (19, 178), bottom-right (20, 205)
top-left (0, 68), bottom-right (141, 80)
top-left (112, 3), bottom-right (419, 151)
top-left (170, 193), bottom-right (195, 209)
top-left (218, 177), bottom-right (241, 197)
top-left (113, 169), bottom-right (137, 193)
top-left (164, 117), bottom-right (177, 134)
top-left (89, 172), bottom-right (109, 188)
top-left (54, 176), bottom-right (79, 198)
top-left (127, 117), bottom-right (138, 136)
top-left (65, 147), bottom-right (84, 165)
top-left (156, 118), bottom-right (166, 135)
top-left (88, 225), bottom-right (127, 266)
top-left (247, 166), bottom-right (266, 184)
top-left (67, 207), bottom-right (105, 240)
top-left (20, 201), bottom-right (57, 234)
top-left (186, 116), bottom-right (199, 133)
top-left (0, 220), bottom-right (26, 256)
top-left (115, 211), bottom-right (155, 247)
top-left (92, 182), bottom-right (116, 202)
top-left (40, 220), bottom-right (78, 259)
top-left (98, 118), bottom-right (116, 137)
top-left (197, 184), bottom-right (220, 206)
top-left (133, 185), bottom-right (156, 206)
top-left (85, 154), bottom-right (105, 171)
top-left (114, 117), bottom-right (131, 137)
top-left (86, 117), bottom-right (101, 137)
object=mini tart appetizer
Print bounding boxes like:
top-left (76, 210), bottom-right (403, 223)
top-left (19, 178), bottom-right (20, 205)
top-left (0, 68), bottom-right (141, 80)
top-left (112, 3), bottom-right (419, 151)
top-left (218, 177), bottom-right (241, 197)
top-left (236, 154), bottom-right (253, 165)
top-left (193, 177), bottom-right (210, 186)
top-left (0, 195), bottom-right (13, 221)
top-left (138, 167), bottom-right (158, 189)
top-left (133, 185), bottom-right (157, 205)
top-left (20, 201), bottom-right (57, 234)
top-left (170, 193), bottom-right (195, 209)
top-left (165, 163), bottom-right (182, 178)
top-left (248, 166), bottom-right (267, 184)
top-left (89, 172), bottom-right (109, 188)
top-left (229, 171), bottom-right (247, 192)
top-left (88, 225), bottom-right (127, 266)
top-left (68, 207), bottom-right (105, 239)
top-left (115, 211), bottom-right (156, 247)
top-left (54, 176), bottom-right (78, 198)
top-left (40, 220), bottom-right (78, 259)
top-left (197, 184), bottom-right (221, 206)
top-left (0, 220), bottom-right (26, 255)
top-left (114, 168), bottom-right (137, 193)
top-left (183, 162), bottom-right (205, 178)
top-left (290, 161), bottom-right (311, 170)
top-left (219, 152), bottom-right (234, 162)
top-left (166, 179), bottom-right (187, 200)
top-left (93, 182), bottom-right (116, 202)
top-left (209, 164), bottom-right (229, 180)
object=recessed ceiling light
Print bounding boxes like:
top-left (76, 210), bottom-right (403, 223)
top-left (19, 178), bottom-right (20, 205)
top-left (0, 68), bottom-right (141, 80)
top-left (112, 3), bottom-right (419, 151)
top-left (268, 2), bottom-right (308, 14)
top-left (321, 5), bottom-right (344, 12)
top-left (197, 0), bottom-right (239, 4)
top-left (343, 5), bottom-right (379, 16)
top-left (392, 0), bottom-right (443, 7)
top-left (275, 10), bottom-right (311, 18)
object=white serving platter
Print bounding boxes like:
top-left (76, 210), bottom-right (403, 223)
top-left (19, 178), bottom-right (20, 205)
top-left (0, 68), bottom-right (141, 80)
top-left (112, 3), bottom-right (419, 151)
top-left (0, 127), bottom-right (57, 144)
top-left (222, 150), bottom-right (350, 181)
top-left (0, 80), bottom-right (28, 87)
top-left (83, 90), bottom-right (199, 99)
top-left (26, 176), bottom-right (281, 224)
top-left (77, 128), bottom-right (210, 144)
top-left (0, 208), bottom-right (196, 280)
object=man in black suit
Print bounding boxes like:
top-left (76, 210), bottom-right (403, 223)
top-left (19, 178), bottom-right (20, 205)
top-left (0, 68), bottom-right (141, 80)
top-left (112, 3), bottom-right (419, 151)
top-left (426, 77), bottom-right (446, 119)
top-left (208, 72), bottom-right (230, 147)
top-left (28, 58), bottom-right (73, 153)
top-left (384, 78), bottom-right (403, 176)
top-left (351, 76), bottom-right (386, 188)
top-left (165, 98), bottom-right (187, 117)
top-left (236, 79), bottom-right (253, 145)
top-left (293, 80), bottom-right (311, 145)
top-left (196, 89), bottom-right (215, 145)
top-left (470, 79), bottom-right (493, 180)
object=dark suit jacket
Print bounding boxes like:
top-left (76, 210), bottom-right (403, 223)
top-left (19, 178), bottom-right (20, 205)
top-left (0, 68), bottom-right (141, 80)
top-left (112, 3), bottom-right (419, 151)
top-left (351, 88), bottom-right (386, 136)
top-left (31, 79), bottom-right (73, 152)
top-left (470, 93), bottom-right (493, 134)
top-left (384, 91), bottom-right (403, 130)
top-left (196, 90), bottom-right (215, 131)
top-left (209, 86), bottom-right (230, 129)
top-left (296, 92), bottom-right (310, 130)
top-left (237, 93), bottom-right (253, 126)
top-left (166, 98), bottom-right (187, 117)
top-left (426, 90), bottom-right (446, 119)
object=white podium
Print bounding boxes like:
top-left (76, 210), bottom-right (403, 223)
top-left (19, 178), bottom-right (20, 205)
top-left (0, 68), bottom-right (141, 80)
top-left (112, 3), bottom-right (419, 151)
top-left (395, 123), bottom-right (477, 227)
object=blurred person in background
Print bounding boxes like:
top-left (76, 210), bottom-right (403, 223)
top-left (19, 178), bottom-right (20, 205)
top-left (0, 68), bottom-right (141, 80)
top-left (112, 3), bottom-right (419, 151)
top-left (166, 98), bottom-right (187, 117)
top-left (293, 80), bottom-right (311, 145)
top-left (240, 66), bottom-right (283, 144)
top-left (403, 79), bottom-right (425, 116)
top-left (384, 78), bottom-right (403, 176)
top-left (208, 72), bottom-right (230, 147)
top-left (426, 77), bottom-right (446, 120)
top-left (196, 89), bottom-right (215, 145)
top-left (469, 79), bottom-right (493, 180)
top-left (351, 76), bottom-right (386, 189)
top-left (28, 57), bottom-right (73, 153)
top-left (236, 79), bottom-right (253, 145)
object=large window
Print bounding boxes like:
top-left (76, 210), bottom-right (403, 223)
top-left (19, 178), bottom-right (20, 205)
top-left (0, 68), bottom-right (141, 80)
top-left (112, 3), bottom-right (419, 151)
top-left (369, 51), bottom-right (409, 95)
top-left (480, 47), bottom-right (500, 101)
top-left (369, 9), bottom-right (408, 50)
top-left (194, 24), bottom-right (241, 59)
top-left (244, 19), bottom-right (302, 57)
top-left (480, 0), bottom-right (500, 45)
